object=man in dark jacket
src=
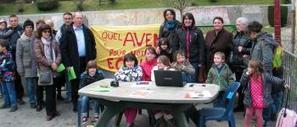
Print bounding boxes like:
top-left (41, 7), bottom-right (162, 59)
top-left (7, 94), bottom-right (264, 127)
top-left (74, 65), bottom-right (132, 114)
top-left (54, 12), bottom-right (73, 101)
top-left (61, 12), bottom-right (96, 112)
top-left (7, 14), bottom-right (25, 105)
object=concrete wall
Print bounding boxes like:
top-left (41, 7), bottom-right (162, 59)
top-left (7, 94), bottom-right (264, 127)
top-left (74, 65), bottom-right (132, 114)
top-left (0, 5), bottom-right (291, 30)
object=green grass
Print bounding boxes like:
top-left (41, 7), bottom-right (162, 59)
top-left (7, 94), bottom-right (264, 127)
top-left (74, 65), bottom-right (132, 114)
top-left (0, 0), bottom-right (288, 16)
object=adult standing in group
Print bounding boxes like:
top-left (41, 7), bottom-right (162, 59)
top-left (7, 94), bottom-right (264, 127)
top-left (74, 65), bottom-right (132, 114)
top-left (55, 12), bottom-right (73, 102)
top-left (61, 12), bottom-right (96, 112)
top-left (16, 19), bottom-right (38, 109)
top-left (159, 9), bottom-right (182, 55)
top-left (7, 14), bottom-right (25, 105)
top-left (230, 17), bottom-right (252, 112)
top-left (34, 24), bottom-right (61, 121)
top-left (205, 17), bottom-right (233, 71)
top-left (55, 12), bottom-right (73, 43)
top-left (248, 21), bottom-right (277, 73)
top-left (45, 19), bottom-right (65, 101)
top-left (176, 13), bottom-right (205, 83)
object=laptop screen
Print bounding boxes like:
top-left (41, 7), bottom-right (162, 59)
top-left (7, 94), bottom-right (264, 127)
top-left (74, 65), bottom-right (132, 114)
top-left (154, 70), bottom-right (185, 87)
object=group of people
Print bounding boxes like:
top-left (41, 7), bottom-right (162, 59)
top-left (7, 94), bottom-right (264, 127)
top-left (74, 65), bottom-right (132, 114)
top-left (0, 11), bottom-right (96, 121)
top-left (0, 8), bottom-right (290, 127)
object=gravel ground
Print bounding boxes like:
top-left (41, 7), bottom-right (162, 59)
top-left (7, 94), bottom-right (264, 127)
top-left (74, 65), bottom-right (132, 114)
top-left (0, 96), bottom-right (249, 127)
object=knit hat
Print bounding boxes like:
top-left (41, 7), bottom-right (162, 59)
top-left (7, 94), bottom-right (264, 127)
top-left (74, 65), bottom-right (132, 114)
top-left (23, 19), bottom-right (34, 30)
top-left (0, 19), bottom-right (7, 26)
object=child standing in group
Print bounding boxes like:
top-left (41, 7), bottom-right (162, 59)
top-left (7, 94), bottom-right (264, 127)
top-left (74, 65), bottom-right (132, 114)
top-left (171, 50), bottom-right (195, 83)
top-left (79, 60), bottom-right (105, 127)
top-left (157, 38), bottom-right (173, 62)
top-left (140, 46), bottom-right (157, 81)
top-left (241, 60), bottom-right (289, 127)
top-left (0, 19), bottom-right (13, 40)
top-left (114, 53), bottom-right (143, 127)
top-left (206, 52), bottom-right (235, 107)
top-left (0, 39), bottom-right (17, 112)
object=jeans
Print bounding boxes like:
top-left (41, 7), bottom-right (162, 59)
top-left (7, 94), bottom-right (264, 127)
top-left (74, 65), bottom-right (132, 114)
top-left (190, 62), bottom-right (199, 83)
top-left (2, 81), bottom-right (17, 108)
top-left (26, 77), bottom-right (37, 105)
top-left (66, 79), bottom-right (72, 102)
top-left (0, 82), bottom-right (3, 96)
top-left (213, 91), bottom-right (225, 108)
top-left (182, 72), bottom-right (194, 83)
top-left (78, 96), bottom-right (100, 126)
top-left (80, 96), bottom-right (100, 116)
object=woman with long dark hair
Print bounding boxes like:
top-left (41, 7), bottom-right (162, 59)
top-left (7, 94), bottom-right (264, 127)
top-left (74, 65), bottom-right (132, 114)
top-left (176, 13), bottom-right (205, 83)
top-left (159, 9), bottom-right (182, 54)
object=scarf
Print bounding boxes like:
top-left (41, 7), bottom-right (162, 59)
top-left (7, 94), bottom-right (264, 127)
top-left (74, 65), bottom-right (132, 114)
top-left (164, 20), bottom-right (177, 31)
top-left (41, 37), bottom-right (56, 62)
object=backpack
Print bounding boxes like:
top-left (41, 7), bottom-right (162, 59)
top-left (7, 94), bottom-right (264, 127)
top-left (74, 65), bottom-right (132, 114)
top-left (272, 45), bottom-right (283, 69)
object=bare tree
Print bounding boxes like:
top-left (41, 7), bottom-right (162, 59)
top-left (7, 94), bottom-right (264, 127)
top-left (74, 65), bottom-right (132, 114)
top-left (162, 0), bottom-right (193, 20)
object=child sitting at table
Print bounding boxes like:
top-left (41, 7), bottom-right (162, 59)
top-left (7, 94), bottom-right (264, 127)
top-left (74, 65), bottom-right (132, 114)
top-left (114, 53), bottom-right (143, 127)
top-left (141, 46), bottom-right (158, 81)
top-left (206, 51), bottom-right (235, 107)
top-left (79, 60), bottom-right (105, 126)
top-left (171, 50), bottom-right (195, 83)
top-left (151, 55), bottom-right (175, 81)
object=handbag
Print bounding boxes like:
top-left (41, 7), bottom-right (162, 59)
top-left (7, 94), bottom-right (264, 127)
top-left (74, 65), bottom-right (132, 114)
top-left (37, 66), bottom-right (53, 86)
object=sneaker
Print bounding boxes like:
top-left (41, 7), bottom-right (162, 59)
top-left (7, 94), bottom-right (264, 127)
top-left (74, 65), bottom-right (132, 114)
top-left (81, 116), bottom-right (88, 127)
top-left (9, 106), bottom-right (17, 112)
top-left (30, 104), bottom-right (36, 109)
top-left (0, 104), bottom-right (10, 109)
top-left (92, 114), bottom-right (99, 124)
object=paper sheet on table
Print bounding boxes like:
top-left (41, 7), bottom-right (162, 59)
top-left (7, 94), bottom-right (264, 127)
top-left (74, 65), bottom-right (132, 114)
top-left (188, 91), bottom-right (212, 98)
top-left (89, 85), bottom-right (112, 92)
top-left (129, 90), bottom-right (152, 97)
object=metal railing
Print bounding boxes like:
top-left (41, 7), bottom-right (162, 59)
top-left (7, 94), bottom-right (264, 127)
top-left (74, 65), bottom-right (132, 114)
top-left (282, 48), bottom-right (297, 110)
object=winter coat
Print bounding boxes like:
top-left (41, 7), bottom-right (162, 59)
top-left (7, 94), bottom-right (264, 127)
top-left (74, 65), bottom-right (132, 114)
top-left (34, 38), bottom-right (61, 84)
top-left (250, 32), bottom-right (278, 73)
top-left (206, 63), bottom-right (235, 91)
top-left (140, 58), bottom-right (157, 81)
top-left (205, 28), bottom-right (233, 67)
top-left (176, 26), bottom-right (205, 65)
top-left (0, 50), bottom-right (15, 82)
top-left (79, 69), bottom-right (105, 89)
top-left (114, 65), bottom-right (143, 82)
top-left (230, 31), bottom-right (252, 69)
top-left (60, 24), bottom-right (96, 76)
top-left (0, 29), bottom-right (14, 40)
top-left (240, 72), bottom-right (285, 108)
top-left (171, 60), bottom-right (195, 75)
top-left (16, 33), bottom-right (37, 78)
top-left (7, 25), bottom-right (23, 51)
top-left (159, 20), bottom-right (182, 53)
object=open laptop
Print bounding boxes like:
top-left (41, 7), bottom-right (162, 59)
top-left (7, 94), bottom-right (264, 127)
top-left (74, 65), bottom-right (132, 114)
top-left (154, 70), bottom-right (186, 87)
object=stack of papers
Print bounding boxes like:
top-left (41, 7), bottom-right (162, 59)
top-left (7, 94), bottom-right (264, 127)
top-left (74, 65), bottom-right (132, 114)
top-left (187, 91), bottom-right (212, 98)
top-left (90, 85), bottom-right (112, 92)
top-left (129, 90), bottom-right (152, 97)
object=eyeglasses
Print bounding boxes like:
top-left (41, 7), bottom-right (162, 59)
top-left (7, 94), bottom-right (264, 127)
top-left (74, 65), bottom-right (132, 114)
top-left (43, 30), bottom-right (51, 33)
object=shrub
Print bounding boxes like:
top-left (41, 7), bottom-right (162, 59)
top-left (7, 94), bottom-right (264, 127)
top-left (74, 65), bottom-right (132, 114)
top-left (36, 0), bottom-right (59, 11)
